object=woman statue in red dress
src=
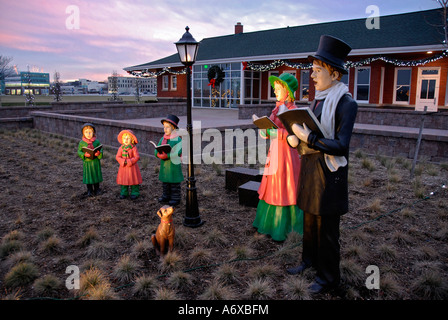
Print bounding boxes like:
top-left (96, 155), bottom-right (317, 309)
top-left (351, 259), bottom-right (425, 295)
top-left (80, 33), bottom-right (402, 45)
top-left (253, 72), bottom-right (303, 241)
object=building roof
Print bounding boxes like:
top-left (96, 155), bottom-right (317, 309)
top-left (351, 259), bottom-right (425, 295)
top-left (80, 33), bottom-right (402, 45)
top-left (125, 8), bottom-right (446, 71)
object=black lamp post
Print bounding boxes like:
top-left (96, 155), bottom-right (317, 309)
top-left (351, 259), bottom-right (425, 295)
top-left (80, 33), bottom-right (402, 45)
top-left (175, 26), bottom-right (204, 228)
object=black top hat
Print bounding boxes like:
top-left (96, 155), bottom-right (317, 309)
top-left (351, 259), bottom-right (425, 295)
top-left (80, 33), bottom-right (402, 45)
top-left (161, 114), bottom-right (180, 129)
top-left (308, 35), bottom-right (351, 74)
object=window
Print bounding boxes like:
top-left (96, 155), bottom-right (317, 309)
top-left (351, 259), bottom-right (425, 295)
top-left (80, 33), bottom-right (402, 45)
top-left (340, 73), bottom-right (349, 86)
top-left (193, 63), bottom-right (241, 108)
top-left (394, 68), bottom-right (411, 103)
top-left (300, 70), bottom-right (309, 101)
top-left (268, 71), bottom-right (279, 100)
top-left (355, 67), bottom-right (370, 102)
top-left (162, 75), bottom-right (169, 91)
top-left (283, 70), bottom-right (296, 100)
top-left (244, 69), bottom-right (261, 105)
top-left (170, 75), bottom-right (177, 91)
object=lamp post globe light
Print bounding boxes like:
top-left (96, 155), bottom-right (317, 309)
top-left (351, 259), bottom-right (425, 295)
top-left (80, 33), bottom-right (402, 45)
top-left (175, 26), bottom-right (204, 228)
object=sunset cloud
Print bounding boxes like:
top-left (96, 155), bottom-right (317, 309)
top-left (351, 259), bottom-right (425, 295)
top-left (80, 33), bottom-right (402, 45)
top-left (0, 0), bottom-right (439, 81)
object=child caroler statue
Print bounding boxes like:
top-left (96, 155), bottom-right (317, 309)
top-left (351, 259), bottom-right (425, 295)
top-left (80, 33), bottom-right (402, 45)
top-left (154, 115), bottom-right (183, 206)
top-left (77, 123), bottom-right (103, 197)
top-left (116, 129), bottom-right (143, 200)
top-left (252, 73), bottom-right (303, 241)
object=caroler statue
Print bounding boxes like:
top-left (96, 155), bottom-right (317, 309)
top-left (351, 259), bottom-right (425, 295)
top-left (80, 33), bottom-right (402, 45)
top-left (77, 123), bottom-right (103, 197)
top-left (154, 115), bottom-right (183, 207)
top-left (286, 35), bottom-right (358, 295)
top-left (252, 73), bottom-right (304, 242)
top-left (116, 129), bottom-right (143, 200)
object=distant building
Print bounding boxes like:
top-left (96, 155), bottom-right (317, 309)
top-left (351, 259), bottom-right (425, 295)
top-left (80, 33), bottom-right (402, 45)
top-left (59, 79), bottom-right (108, 94)
top-left (107, 75), bottom-right (157, 95)
top-left (4, 71), bottom-right (50, 95)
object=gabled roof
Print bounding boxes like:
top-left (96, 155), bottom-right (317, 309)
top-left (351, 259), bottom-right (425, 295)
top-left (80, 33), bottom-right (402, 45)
top-left (125, 8), bottom-right (445, 71)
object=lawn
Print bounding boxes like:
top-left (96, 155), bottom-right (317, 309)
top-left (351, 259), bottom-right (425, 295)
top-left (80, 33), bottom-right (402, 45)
top-left (0, 128), bottom-right (447, 301)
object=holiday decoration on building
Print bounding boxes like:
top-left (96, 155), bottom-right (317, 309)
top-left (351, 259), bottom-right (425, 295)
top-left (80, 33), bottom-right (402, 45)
top-left (207, 65), bottom-right (225, 88)
top-left (243, 50), bottom-right (448, 72)
top-left (127, 67), bottom-right (187, 78)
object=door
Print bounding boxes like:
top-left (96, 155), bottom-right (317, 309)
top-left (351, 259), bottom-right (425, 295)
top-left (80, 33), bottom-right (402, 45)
top-left (415, 67), bottom-right (440, 111)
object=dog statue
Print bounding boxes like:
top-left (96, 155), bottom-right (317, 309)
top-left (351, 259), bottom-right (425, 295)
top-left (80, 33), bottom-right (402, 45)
top-left (151, 205), bottom-right (175, 255)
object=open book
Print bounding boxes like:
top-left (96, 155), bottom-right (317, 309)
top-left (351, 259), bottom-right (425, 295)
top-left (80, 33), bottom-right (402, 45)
top-left (252, 114), bottom-right (278, 130)
top-left (277, 107), bottom-right (325, 155)
top-left (81, 145), bottom-right (103, 159)
top-left (150, 140), bottom-right (172, 154)
top-left (277, 107), bottom-right (325, 137)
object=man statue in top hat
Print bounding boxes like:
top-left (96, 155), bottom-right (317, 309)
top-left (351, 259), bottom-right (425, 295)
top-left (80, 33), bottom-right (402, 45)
top-left (286, 35), bottom-right (358, 295)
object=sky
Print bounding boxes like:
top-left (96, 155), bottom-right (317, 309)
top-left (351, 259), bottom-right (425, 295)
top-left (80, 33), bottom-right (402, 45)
top-left (0, 0), bottom-right (441, 82)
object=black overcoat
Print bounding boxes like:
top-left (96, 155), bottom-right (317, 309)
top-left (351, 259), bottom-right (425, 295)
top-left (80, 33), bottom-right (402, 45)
top-left (297, 94), bottom-right (358, 216)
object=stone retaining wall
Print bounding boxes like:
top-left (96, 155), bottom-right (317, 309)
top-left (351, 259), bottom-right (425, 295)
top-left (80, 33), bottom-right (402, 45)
top-left (31, 112), bottom-right (166, 155)
top-left (2, 101), bottom-right (447, 162)
top-left (30, 110), bottom-right (448, 162)
top-left (351, 126), bottom-right (448, 162)
top-left (238, 104), bottom-right (448, 130)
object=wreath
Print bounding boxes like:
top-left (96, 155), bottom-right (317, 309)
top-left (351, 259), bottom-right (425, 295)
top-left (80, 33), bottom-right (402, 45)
top-left (207, 65), bottom-right (225, 88)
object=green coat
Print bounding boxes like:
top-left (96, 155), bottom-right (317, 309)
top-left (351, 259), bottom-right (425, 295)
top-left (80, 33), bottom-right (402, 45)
top-left (154, 136), bottom-right (183, 183)
top-left (78, 139), bottom-right (103, 184)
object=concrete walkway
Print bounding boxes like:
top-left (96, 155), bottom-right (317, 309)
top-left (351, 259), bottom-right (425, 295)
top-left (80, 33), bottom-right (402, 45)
top-left (115, 107), bottom-right (253, 129)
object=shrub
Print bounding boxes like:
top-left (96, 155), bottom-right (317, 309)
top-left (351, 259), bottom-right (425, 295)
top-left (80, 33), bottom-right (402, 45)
top-left (282, 277), bottom-right (311, 300)
top-left (132, 274), bottom-right (159, 299)
top-left (4, 262), bottom-right (39, 288)
top-left (77, 267), bottom-right (116, 300)
top-left (244, 279), bottom-right (275, 300)
top-left (78, 228), bottom-right (99, 247)
top-left (0, 240), bottom-right (23, 258)
top-left (167, 271), bottom-right (193, 290)
top-left (159, 251), bottom-right (183, 273)
top-left (198, 281), bottom-right (236, 300)
top-left (113, 255), bottom-right (141, 283)
top-left (411, 270), bottom-right (448, 299)
top-left (153, 287), bottom-right (179, 300)
top-left (189, 247), bottom-right (212, 267)
top-left (33, 274), bottom-right (63, 296)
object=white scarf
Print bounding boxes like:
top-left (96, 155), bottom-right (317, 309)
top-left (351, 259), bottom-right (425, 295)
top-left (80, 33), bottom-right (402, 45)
top-left (314, 81), bottom-right (350, 172)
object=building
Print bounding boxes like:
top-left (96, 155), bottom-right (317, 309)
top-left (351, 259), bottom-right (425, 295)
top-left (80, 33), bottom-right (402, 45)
top-left (124, 9), bottom-right (448, 111)
top-left (4, 71), bottom-right (50, 96)
top-left (107, 75), bottom-right (157, 95)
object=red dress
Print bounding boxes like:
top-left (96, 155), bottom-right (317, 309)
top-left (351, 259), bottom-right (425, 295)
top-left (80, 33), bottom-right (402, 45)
top-left (257, 101), bottom-right (301, 206)
top-left (116, 145), bottom-right (143, 186)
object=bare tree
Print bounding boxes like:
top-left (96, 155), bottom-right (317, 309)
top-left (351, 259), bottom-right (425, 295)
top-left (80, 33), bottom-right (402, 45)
top-left (108, 70), bottom-right (121, 102)
top-left (25, 67), bottom-right (34, 106)
top-left (0, 55), bottom-right (16, 106)
top-left (51, 71), bottom-right (63, 102)
top-left (134, 77), bottom-right (141, 103)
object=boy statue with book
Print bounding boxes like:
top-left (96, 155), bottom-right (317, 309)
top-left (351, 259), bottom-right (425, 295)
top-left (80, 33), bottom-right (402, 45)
top-left (285, 35), bottom-right (358, 295)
